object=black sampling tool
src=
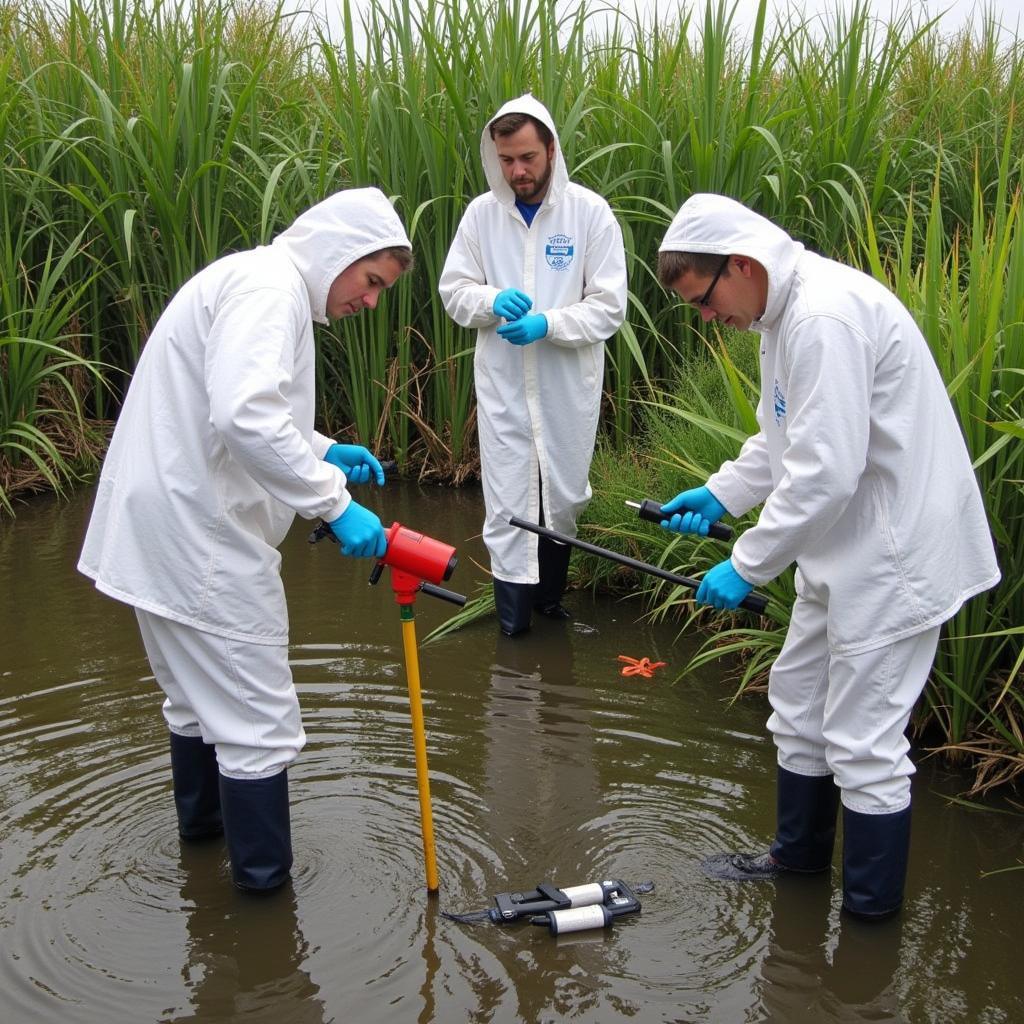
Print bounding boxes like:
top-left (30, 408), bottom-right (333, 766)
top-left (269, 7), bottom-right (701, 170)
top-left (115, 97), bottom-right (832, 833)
top-left (510, 516), bottom-right (768, 615)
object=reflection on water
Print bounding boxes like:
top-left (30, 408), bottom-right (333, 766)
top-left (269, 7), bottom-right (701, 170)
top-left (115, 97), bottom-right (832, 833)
top-left (757, 873), bottom-right (906, 1023)
top-left (0, 483), bottom-right (1022, 1023)
top-left (168, 845), bottom-right (324, 1023)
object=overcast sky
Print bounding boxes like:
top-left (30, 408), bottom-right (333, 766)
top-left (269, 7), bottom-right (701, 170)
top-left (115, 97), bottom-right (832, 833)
top-left (298, 0), bottom-right (1024, 47)
top-left (642, 0), bottom-right (1023, 40)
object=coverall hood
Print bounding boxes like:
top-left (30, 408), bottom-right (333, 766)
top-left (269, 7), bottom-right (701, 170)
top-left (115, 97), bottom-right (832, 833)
top-left (660, 193), bottom-right (804, 329)
top-left (272, 187), bottom-right (411, 325)
top-left (481, 94), bottom-right (569, 207)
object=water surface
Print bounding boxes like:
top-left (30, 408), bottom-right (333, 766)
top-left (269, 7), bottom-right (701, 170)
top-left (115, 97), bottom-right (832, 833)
top-left (1, 483), bottom-right (1021, 1023)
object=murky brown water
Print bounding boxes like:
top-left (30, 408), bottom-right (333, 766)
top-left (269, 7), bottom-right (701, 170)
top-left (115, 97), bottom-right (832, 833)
top-left (1, 482), bottom-right (1022, 1023)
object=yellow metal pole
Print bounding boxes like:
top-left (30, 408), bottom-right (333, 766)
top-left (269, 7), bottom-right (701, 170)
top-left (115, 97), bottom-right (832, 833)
top-left (399, 606), bottom-right (439, 893)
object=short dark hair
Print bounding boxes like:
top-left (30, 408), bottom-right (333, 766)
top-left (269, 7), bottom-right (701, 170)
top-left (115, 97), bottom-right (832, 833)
top-left (489, 112), bottom-right (554, 149)
top-left (363, 245), bottom-right (414, 273)
top-left (657, 250), bottom-right (728, 289)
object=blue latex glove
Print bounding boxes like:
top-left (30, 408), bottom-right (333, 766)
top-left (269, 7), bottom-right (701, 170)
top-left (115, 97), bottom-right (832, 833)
top-left (493, 288), bottom-right (533, 321)
top-left (660, 485), bottom-right (726, 535)
top-left (696, 558), bottom-right (754, 610)
top-left (326, 501), bottom-right (387, 558)
top-left (497, 313), bottom-right (548, 346)
top-left (324, 443), bottom-right (385, 486)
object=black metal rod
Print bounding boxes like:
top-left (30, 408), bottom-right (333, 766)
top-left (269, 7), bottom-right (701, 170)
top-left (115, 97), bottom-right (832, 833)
top-left (509, 517), bottom-right (768, 615)
top-left (419, 582), bottom-right (467, 606)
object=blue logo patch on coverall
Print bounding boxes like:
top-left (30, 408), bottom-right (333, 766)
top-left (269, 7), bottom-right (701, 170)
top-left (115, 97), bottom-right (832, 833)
top-left (773, 378), bottom-right (787, 424)
top-left (545, 234), bottom-right (574, 270)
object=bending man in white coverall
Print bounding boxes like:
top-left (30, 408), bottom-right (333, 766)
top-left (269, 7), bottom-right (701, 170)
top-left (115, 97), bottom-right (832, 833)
top-left (79, 189), bottom-right (413, 891)
top-left (656, 194), bottom-right (999, 918)
top-left (438, 94), bottom-right (627, 636)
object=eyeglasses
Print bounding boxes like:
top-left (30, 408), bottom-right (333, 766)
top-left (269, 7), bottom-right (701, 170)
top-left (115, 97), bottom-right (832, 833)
top-left (696, 255), bottom-right (730, 308)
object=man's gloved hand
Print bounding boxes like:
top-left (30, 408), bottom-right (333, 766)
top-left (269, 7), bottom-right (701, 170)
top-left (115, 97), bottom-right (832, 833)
top-left (660, 485), bottom-right (726, 534)
top-left (325, 501), bottom-right (387, 558)
top-left (497, 313), bottom-right (548, 346)
top-left (493, 288), bottom-right (533, 321)
top-left (696, 558), bottom-right (754, 610)
top-left (324, 443), bottom-right (385, 486)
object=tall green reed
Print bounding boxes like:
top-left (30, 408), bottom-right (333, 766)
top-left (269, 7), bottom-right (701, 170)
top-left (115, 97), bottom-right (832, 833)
top-left (4, 0), bottom-right (1024, 496)
top-left (858, 158), bottom-right (1023, 782)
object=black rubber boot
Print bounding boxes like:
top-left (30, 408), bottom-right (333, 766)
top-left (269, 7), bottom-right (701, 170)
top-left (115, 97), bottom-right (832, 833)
top-left (493, 578), bottom-right (534, 637)
top-left (533, 535), bottom-right (572, 619)
top-left (169, 732), bottom-right (223, 839)
top-left (841, 804), bottom-right (911, 919)
top-left (219, 769), bottom-right (293, 892)
top-left (703, 768), bottom-right (839, 881)
top-left (770, 767), bottom-right (840, 871)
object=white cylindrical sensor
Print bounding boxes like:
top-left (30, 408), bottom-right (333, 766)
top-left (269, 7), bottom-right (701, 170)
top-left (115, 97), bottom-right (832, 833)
top-left (558, 882), bottom-right (606, 908)
top-left (547, 904), bottom-right (613, 935)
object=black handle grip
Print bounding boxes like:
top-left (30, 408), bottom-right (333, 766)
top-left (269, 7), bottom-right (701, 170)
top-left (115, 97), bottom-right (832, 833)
top-left (636, 498), bottom-right (733, 541)
top-left (739, 591), bottom-right (768, 614)
top-left (419, 582), bottom-right (467, 606)
top-left (308, 520), bottom-right (335, 544)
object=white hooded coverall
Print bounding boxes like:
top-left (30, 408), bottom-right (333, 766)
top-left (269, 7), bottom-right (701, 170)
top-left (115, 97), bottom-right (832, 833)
top-left (661, 194), bottom-right (1000, 811)
top-left (438, 95), bottom-right (627, 583)
top-left (78, 189), bottom-right (411, 777)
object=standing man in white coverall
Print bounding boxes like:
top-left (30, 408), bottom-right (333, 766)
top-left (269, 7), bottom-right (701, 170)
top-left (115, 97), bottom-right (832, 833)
top-left (656, 193), bottom-right (999, 918)
top-left (79, 189), bottom-right (413, 891)
top-left (438, 95), bottom-right (627, 636)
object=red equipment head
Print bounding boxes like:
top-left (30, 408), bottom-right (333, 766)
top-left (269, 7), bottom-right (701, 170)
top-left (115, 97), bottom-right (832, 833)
top-left (374, 523), bottom-right (460, 606)
top-left (379, 523), bottom-right (457, 584)
top-left (309, 518), bottom-right (464, 608)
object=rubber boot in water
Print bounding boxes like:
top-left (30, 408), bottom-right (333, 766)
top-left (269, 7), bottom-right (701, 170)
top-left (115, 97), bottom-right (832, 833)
top-left (493, 578), bottom-right (534, 637)
top-left (704, 767), bottom-right (839, 881)
top-left (841, 804), bottom-right (911, 919)
top-left (219, 769), bottom-right (293, 892)
top-left (533, 535), bottom-right (572, 620)
top-left (169, 732), bottom-right (223, 839)
top-left (770, 767), bottom-right (840, 871)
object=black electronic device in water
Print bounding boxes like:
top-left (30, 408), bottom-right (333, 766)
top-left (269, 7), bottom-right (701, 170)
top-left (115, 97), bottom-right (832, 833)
top-left (529, 880), bottom-right (643, 935)
top-left (444, 878), bottom-right (650, 935)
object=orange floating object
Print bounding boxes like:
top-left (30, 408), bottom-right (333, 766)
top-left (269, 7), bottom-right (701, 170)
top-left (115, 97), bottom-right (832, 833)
top-left (617, 655), bottom-right (667, 679)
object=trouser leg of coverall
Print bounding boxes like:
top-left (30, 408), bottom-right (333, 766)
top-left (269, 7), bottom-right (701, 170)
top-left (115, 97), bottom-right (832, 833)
top-left (767, 587), bottom-right (939, 915)
top-left (493, 474), bottom-right (573, 633)
top-left (136, 609), bottom-right (304, 887)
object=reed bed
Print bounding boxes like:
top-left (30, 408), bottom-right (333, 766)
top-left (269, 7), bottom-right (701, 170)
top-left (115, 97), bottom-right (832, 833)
top-left (1, 0), bottom-right (1021, 788)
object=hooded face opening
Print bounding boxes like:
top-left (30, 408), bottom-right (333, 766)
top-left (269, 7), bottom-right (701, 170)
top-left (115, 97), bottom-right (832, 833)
top-left (325, 250), bottom-right (408, 320)
top-left (667, 254), bottom-right (769, 331)
top-left (492, 119), bottom-right (556, 204)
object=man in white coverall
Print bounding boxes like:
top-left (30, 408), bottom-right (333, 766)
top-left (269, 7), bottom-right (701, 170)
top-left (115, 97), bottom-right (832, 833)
top-left (438, 95), bottom-right (627, 636)
top-left (656, 193), bottom-right (999, 918)
top-left (78, 189), bottom-right (413, 891)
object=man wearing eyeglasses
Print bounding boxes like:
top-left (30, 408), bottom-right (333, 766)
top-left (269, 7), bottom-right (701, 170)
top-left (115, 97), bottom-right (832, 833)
top-left (655, 193), bottom-right (999, 920)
